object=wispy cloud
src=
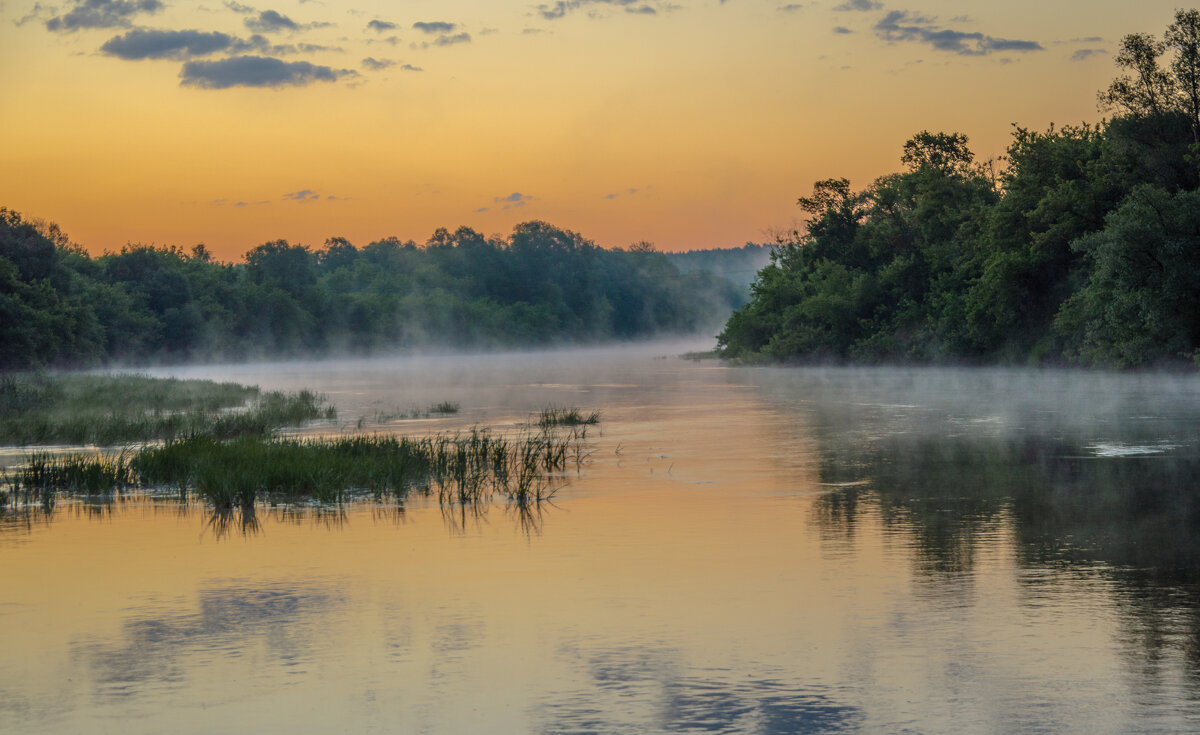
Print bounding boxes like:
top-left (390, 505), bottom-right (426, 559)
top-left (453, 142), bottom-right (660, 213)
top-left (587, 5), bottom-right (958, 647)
top-left (832, 26), bottom-right (852, 34)
top-left (244, 9), bottom-right (332, 34)
top-left (412, 30), bottom-right (471, 49)
top-left (778, 4), bottom-right (804, 13)
top-left (833, 0), bottom-right (881, 11)
top-left (479, 192), bottom-right (534, 212)
top-left (362, 57), bottom-right (421, 72)
top-left (361, 57), bottom-right (393, 70)
top-left (1070, 48), bottom-right (1107, 62)
top-left (101, 29), bottom-right (235, 59)
top-left (45, 0), bottom-right (162, 32)
top-left (874, 10), bottom-right (1043, 56)
top-left (283, 189), bottom-right (322, 201)
top-left (180, 56), bottom-right (355, 89)
top-left (366, 19), bottom-right (396, 33)
top-left (535, 0), bottom-right (673, 21)
top-left (412, 21), bottom-right (457, 34)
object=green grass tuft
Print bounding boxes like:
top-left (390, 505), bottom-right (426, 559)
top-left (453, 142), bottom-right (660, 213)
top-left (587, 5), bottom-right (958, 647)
top-left (0, 374), bottom-right (334, 446)
top-left (538, 406), bottom-right (601, 428)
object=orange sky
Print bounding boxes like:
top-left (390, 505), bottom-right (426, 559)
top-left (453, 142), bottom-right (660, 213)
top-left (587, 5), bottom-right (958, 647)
top-left (0, 1), bottom-right (1185, 259)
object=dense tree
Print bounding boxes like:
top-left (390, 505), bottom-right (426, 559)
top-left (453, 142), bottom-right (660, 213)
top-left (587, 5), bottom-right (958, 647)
top-left (718, 11), bottom-right (1200, 368)
top-left (0, 212), bottom-right (743, 369)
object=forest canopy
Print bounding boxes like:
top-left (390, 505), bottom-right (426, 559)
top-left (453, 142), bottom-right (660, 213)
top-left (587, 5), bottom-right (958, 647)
top-left (0, 215), bottom-right (742, 370)
top-left (718, 10), bottom-right (1200, 369)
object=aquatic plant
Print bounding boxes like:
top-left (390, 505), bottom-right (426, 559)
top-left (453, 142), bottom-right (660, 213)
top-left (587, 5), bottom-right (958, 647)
top-left (537, 406), bottom-right (601, 428)
top-left (130, 424), bottom-right (590, 511)
top-left (0, 374), bottom-right (335, 446)
top-left (373, 401), bottom-right (462, 423)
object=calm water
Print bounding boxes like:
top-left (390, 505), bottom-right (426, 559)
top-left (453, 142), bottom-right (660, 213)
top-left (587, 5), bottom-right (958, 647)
top-left (3, 343), bottom-right (1200, 733)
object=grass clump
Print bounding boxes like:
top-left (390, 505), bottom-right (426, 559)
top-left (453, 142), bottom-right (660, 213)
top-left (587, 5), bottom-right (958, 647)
top-left (0, 373), bottom-right (335, 446)
top-left (538, 406), bottom-right (601, 428)
top-left (374, 401), bottom-right (461, 422)
top-left (132, 426), bottom-right (587, 511)
top-left (8, 451), bottom-right (137, 511)
top-left (1, 403), bottom-right (599, 525)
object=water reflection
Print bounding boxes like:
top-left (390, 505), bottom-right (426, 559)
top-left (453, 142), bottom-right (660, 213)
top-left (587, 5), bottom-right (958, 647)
top-left (789, 377), bottom-right (1200, 713)
top-left (204, 507), bottom-right (263, 541)
top-left (71, 578), bottom-right (345, 700)
top-left (2, 493), bottom-right (562, 541)
top-left (7, 356), bottom-right (1200, 732)
top-left (537, 643), bottom-right (863, 733)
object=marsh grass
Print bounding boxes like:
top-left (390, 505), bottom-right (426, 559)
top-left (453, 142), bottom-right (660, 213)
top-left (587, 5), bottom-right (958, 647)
top-left (129, 424), bottom-right (590, 511)
top-left (538, 406), bottom-right (601, 428)
top-left (0, 387), bottom-right (598, 532)
top-left (0, 374), bottom-right (334, 446)
top-left (373, 401), bottom-right (461, 422)
top-left (2, 422), bottom-right (592, 516)
top-left (7, 450), bottom-right (137, 511)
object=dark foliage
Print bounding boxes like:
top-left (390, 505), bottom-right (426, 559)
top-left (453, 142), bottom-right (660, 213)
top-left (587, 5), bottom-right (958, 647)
top-left (718, 10), bottom-right (1200, 368)
top-left (0, 215), bottom-right (742, 369)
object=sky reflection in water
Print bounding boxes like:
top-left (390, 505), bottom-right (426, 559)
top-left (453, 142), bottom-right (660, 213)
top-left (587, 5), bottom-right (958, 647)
top-left (2, 347), bottom-right (1200, 733)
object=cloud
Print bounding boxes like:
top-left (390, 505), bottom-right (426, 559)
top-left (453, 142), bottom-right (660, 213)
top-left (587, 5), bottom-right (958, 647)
top-left (412, 21), bottom-right (457, 34)
top-left (211, 198), bottom-right (269, 206)
top-left (492, 192), bottom-right (532, 210)
top-left (361, 56), bottom-right (393, 70)
top-left (433, 31), bottom-right (470, 46)
top-left (14, 4), bottom-right (48, 26)
top-left (778, 4), bottom-right (804, 12)
top-left (535, 0), bottom-right (672, 21)
top-left (244, 9), bottom-right (331, 34)
top-left (399, 63), bottom-right (422, 71)
top-left (101, 30), bottom-right (341, 60)
top-left (45, 0), bottom-right (163, 32)
top-left (832, 26), bottom-right (852, 34)
top-left (606, 187), bottom-right (641, 199)
top-left (100, 29), bottom-right (237, 59)
top-left (413, 31), bottom-right (471, 48)
top-left (1071, 48), bottom-right (1106, 62)
top-left (283, 189), bottom-right (321, 201)
top-left (833, 0), bottom-right (881, 10)
top-left (180, 56), bottom-right (354, 89)
top-left (874, 10), bottom-right (1043, 56)
top-left (366, 19), bottom-right (396, 33)
top-left (224, 1), bottom-right (255, 14)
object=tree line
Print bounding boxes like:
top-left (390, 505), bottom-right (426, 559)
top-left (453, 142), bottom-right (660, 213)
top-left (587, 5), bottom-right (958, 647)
top-left (719, 10), bottom-right (1200, 368)
top-left (0, 216), bottom-right (742, 370)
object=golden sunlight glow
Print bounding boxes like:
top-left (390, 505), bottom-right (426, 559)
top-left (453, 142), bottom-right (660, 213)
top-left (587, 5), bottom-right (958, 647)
top-left (0, 0), bottom-right (1180, 258)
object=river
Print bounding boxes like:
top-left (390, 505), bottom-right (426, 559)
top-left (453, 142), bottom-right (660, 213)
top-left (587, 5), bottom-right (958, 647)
top-left (2, 342), bottom-right (1199, 733)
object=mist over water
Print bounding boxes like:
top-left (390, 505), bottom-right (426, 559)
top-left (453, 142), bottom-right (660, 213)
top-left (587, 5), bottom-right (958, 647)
top-left (3, 344), bottom-right (1200, 733)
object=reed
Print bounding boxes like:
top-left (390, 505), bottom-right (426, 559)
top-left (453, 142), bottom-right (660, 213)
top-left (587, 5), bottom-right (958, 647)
top-left (537, 406), bottom-right (601, 428)
top-left (0, 373), bottom-right (335, 446)
top-left (374, 400), bottom-right (461, 422)
top-left (0, 406), bottom-right (598, 518)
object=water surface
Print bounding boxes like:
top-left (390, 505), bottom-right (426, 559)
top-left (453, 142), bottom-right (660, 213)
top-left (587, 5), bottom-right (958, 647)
top-left (3, 344), bottom-right (1199, 733)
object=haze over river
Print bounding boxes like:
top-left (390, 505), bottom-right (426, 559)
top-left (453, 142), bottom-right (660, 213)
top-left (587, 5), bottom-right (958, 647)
top-left (3, 342), bottom-right (1200, 733)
